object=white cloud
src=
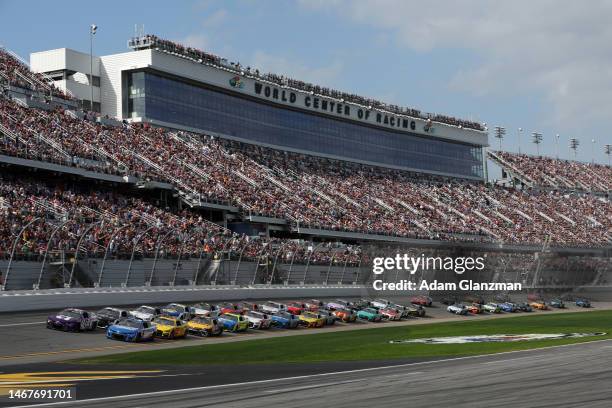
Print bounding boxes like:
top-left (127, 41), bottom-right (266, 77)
top-left (299, 0), bottom-right (612, 133)
top-left (249, 50), bottom-right (344, 88)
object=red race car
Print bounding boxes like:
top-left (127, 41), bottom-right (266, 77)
top-left (217, 303), bottom-right (241, 315)
top-left (302, 300), bottom-right (323, 312)
top-left (410, 295), bottom-right (433, 307)
top-left (286, 302), bottom-right (306, 315)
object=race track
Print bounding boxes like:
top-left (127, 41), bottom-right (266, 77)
top-left (3, 339), bottom-right (611, 408)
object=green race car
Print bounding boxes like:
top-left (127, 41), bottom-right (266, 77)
top-left (357, 307), bottom-right (383, 322)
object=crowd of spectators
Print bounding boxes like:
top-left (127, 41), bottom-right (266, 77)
top-left (1, 48), bottom-right (611, 249)
top-left (0, 173), bottom-right (362, 270)
top-left (492, 151), bottom-right (612, 193)
top-left (0, 48), bottom-right (72, 100)
top-left (129, 34), bottom-right (484, 131)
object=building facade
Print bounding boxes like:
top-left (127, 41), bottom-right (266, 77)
top-left (30, 38), bottom-right (488, 180)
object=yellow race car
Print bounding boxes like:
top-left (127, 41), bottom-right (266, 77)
top-left (529, 301), bottom-right (549, 310)
top-left (152, 316), bottom-right (188, 339)
top-left (298, 311), bottom-right (325, 328)
top-left (187, 316), bottom-right (223, 337)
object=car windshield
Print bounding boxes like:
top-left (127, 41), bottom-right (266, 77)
top-left (192, 317), bottom-right (211, 324)
top-left (276, 312), bottom-right (291, 318)
top-left (136, 306), bottom-right (154, 314)
top-left (59, 310), bottom-right (81, 319)
top-left (248, 312), bottom-right (265, 318)
top-left (221, 314), bottom-right (238, 322)
top-left (153, 317), bottom-right (176, 326)
top-left (116, 319), bottom-right (140, 328)
top-left (97, 308), bottom-right (117, 315)
top-left (364, 308), bottom-right (378, 313)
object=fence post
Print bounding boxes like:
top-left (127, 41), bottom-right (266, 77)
top-left (3, 217), bottom-right (42, 290)
top-left (68, 220), bottom-right (102, 288)
top-left (124, 226), bottom-right (155, 287)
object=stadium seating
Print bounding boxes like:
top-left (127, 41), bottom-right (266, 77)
top-left (490, 150), bottom-right (612, 192)
top-left (1, 45), bottom-right (611, 251)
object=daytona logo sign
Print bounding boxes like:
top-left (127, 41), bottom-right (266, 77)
top-left (389, 332), bottom-right (607, 344)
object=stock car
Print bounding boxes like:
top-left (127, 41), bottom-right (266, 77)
top-left (47, 308), bottom-right (98, 332)
top-left (152, 316), bottom-right (188, 339)
top-left (410, 295), bottom-right (433, 307)
top-left (404, 304), bottom-right (426, 317)
top-left (326, 300), bottom-right (351, 311)
top-left (378, 307), bottom-right (402, 321)
top-left (447, 304), bottom-right (468, 315)
top-left (244, 311), bottom-right (272, 329)
top-left (218, 313), bottom-right (249, 332)
top-left (357, 308), bottom-right (383, 322)
top-left (96, 307), bottom-right (128, 328)
top-left (286, 302), bottom-right (307, 315)
top-left (369, 299), bottom-right (392, 309)
top-left (106, 318), bottom-right (155, 342)
top-left (550, 299), bottom-right (565, 308)
top-left (482, 303), bottom-right (502, 313)
top-left (499, 302), bottom-right (517, 313)
top-left (187, 316), bottom-right (223, 336)
top-left (465, 303), bottom-right (482, 314)
top-left (217, 303), bottom-right (241, 315)
top-left (298, 311), bottom-right (326, 328)
top-left (236, 302), bottom-right (260, 313)
top-left (270, 311), bottom-right (300, 328)
top-left (529, 300), bottom-right (549, 310)
top-left (332, 308), bottom-right (357, 322)
top-left (129, 305), bottom-right (162, 321)
top-left (261, 301), bottom-right (288, 314)
top-left (316, 309), bottom-right (337, 325)
top-left (575, 298), bottom-right (591, 308)
top-left (303, 300), bottom-right (324, 311)
top-left (189, 303), bottom-right (219, 317)
top-left (161, 303), bottom-right (192, 319)
top-left (516, 302), bottom-right (533, 312)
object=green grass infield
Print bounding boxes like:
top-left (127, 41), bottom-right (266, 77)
top-left (77, 310), bottom-right (612, 365)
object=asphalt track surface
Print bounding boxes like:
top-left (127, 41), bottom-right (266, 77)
top-left (2, 339), bottom-right (611, 408)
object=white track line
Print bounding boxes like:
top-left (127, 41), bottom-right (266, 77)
top-left (0, 321), bottom-right (44, 328)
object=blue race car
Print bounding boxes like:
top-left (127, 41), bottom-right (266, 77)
top-left (575, 298), bottom-right (591, 308)
top-left (106, 318), bottom-right (155, 342)
top-left (271, 311), bottom-right (300, 329)
top-left (499, 302), bottom-right (517, 312)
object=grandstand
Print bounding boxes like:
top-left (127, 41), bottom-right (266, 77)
top-left (0, 36), bottom-right (611, 291)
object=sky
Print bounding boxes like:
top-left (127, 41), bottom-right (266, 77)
top-left (1, 0), bottom-right (611, 169)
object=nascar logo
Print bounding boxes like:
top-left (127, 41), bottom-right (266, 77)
top-left (389, 332), bottom-right (606, 344)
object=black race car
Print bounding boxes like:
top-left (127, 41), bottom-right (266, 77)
top-left (96, 307), bottom-right (129, 328)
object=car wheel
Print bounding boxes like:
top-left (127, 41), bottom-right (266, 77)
top-left (134, 333), bottom-right (141, 342)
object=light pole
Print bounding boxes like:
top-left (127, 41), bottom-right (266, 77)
top-left (89, 24), bottom-right (97, 112)
top-left (591, 139), bottom-right (596, 164)
top-left (494, 126), bottom-right (506, 151)
top-left (569, 138), bottom-right (580, 159)
top-left (517, 127), bottom-right (523, 154)
top-left (605, 144), bottom-right (612, 166)
top-left (555, 134), bottom-right (560, 159)
top-left (532, 132), bottom-right (543, 156)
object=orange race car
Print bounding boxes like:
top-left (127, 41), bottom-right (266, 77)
top-left (332, 309), bottom-right (357, 322)
top-left (529, 300), bottom-right (549, 310)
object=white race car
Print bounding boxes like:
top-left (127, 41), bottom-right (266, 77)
top-left (261, 301), bottom-right (287, 314)
top-left (369, 299), bottom-right (392, 309)
top-left (447, 304), bottom-right (468, 315)
top-left (129, 305), bottom-right (161, 321)
top-left (244, 311), bottom-right (272, 329)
